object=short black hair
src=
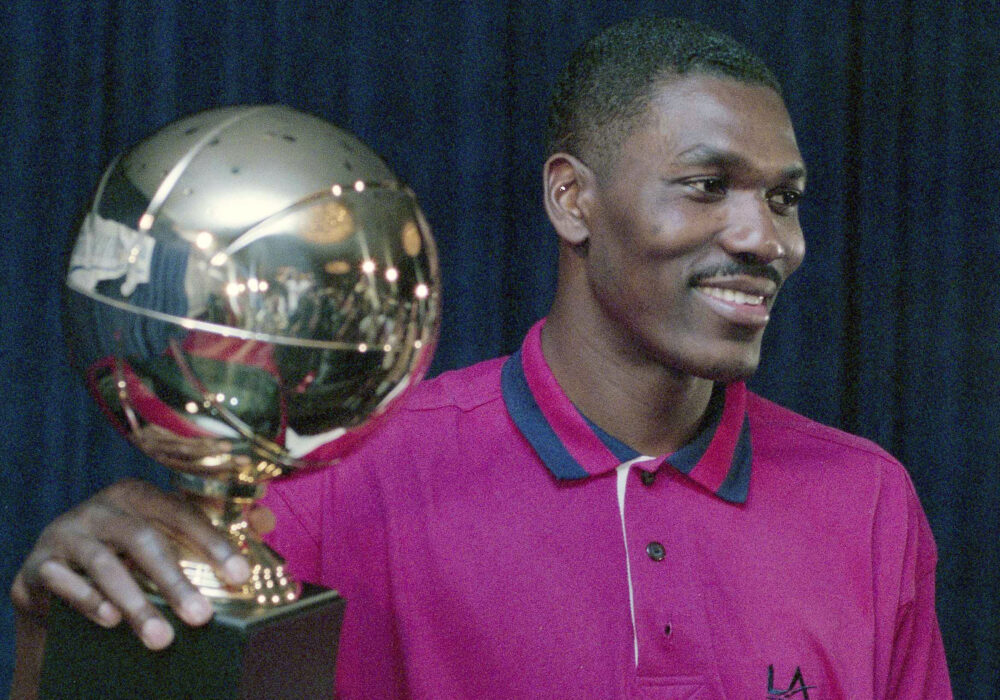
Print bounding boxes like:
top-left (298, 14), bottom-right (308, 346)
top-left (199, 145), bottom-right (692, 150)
top-left (546, 16), bottom-right (782, 173)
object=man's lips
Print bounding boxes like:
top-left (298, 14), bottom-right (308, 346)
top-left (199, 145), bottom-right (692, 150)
top-left (692, 274), bottom-right (778, 301)
top-left (687, 263), bottom-right (784, 326)
top-left (695, 285), bottom-right (767, 306)
top-left (691, 275), bottom-right (778, 326)
top-left (689, 262), bottom-right (783, 292)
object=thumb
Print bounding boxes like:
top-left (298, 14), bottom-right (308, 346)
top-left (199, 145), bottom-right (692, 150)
top-left (246, 505), bottom-right (276, 536)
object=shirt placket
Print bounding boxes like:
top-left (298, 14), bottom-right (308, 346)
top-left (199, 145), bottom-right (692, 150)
top-left (622, 462), bottom-right (715, 687)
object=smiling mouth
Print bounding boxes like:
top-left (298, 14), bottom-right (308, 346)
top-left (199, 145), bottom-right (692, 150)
top-left (695, 286), bottom-right (766, 306)
top-left (691, 277), bottom-right (777, 328)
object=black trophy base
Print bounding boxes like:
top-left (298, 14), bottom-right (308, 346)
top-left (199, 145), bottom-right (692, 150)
top-left (38, 584), bottom-right (344, 699)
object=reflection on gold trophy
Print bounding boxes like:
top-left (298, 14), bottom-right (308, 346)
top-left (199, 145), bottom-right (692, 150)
top-left (63, 105), bottom-right (441, 609)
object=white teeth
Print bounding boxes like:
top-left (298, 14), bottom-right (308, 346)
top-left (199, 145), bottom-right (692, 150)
top-left (698, 286), bottom-right (765, 306)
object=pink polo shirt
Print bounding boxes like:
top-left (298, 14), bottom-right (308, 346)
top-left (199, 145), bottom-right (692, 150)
top-left (265, 320), bottom-right (951, 698)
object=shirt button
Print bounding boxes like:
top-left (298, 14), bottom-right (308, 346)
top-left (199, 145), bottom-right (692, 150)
top-left (646, 541), bottom-right (666, 561)
top-left (639, 470), bottom-right (656, 486)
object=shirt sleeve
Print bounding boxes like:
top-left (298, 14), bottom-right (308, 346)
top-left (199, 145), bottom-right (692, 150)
top-left (875, 464), bottom-right (952, 698)
top-left (326, 445), bottom-right (409, 700)
top-left (262, 466), bottom-right (328, 585)
top-left (263, 429), bottom-right (411, 699)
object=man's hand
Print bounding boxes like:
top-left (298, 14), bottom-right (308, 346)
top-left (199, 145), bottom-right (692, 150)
top-left (10, 479), bottom-right (251, 650)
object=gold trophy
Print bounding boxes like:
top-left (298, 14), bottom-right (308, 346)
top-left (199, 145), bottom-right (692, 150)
top-left (40, 105), bottom-right (440, 699)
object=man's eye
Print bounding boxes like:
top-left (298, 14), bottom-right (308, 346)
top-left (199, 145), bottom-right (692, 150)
top-left (767, 188), bottom-right (804, 212)
top-left (685, 178), bottom-right (728, 196)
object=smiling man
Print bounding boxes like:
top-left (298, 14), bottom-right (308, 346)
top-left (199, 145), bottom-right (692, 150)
top-left (13, 16), bottom-right (951, 699)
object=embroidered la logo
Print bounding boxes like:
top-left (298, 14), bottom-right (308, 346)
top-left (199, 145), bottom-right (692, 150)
top-left (767, 665), bottom-right (815, 698)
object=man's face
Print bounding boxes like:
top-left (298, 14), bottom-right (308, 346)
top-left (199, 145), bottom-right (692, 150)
top-left (579, 74), bottom-right (806, 382)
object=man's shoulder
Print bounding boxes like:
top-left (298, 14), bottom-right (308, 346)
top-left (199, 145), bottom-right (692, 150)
top-left (745, 392), bottom-right (925, 517)
top-left (746, 391), bottom-right (900, 467)
top-left (399, 355), bottom-right (508, 414)
top-left (269, 357), bottom-right (511, 512)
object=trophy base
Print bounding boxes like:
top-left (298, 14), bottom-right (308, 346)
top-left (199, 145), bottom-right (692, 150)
top-left (38, 584), bottom-right (344, 699)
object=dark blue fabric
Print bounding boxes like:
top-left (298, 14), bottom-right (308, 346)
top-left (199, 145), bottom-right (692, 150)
top-left (2, 2), bottom-right (998, 695)
top-left (665, 384), bottom-right (726, 475)
top-left (587, 383), bottom-right (752, 504)
top-left (584, 416), bottom-right (641, 464)
top-left (500, 350), bottom-right (589, 481)
top-left (504, 345), bottom-right (750, 504)
top-left (715, 416), bottom-right (753, 505)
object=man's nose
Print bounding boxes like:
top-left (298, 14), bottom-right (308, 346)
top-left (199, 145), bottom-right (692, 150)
top-left (719, 192), bottom-right (798, 265)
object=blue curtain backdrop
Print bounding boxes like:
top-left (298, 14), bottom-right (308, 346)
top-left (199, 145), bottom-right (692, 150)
top-left (2, 1), bottom-right (997, 696)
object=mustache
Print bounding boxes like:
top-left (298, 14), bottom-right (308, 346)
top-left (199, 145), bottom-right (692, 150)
top-left (688, 262), bottom-right (784, 288)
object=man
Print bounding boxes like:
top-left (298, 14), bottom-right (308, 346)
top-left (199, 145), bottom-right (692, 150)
top-left (12, 16), bottom-right (951, 698)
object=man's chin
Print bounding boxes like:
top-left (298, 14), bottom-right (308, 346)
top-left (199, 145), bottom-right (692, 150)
top-left (629, 330), bottom-right (762, 383)
top-left (683, 350), bottom-right (760, 384)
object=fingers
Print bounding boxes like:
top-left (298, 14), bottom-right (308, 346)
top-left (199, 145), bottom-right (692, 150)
top-left (246, 505), bottom-right (276, 536)
top-left (92, 481), bottom-right (250, 610)
top-left (12, 564), bottom-right (119, 629)
top-left (110, 483), bottom-right (251, 585)
top-left (13, 479), bottom-right (252, 650)
top-left (17, 518), bottom-right (181, 649)
top-left (16, 553), bottom-right (173, 650)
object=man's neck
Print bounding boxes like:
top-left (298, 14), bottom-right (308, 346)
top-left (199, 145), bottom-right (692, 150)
top-left (540, 314), bottom-right (715, 458)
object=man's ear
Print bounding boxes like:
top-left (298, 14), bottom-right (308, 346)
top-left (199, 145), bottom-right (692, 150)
top-left (543, 153), bottom-right (595, 246)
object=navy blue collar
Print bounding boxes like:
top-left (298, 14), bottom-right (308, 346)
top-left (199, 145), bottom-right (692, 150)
top-left (501, 320), bottom-right (752, 504)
